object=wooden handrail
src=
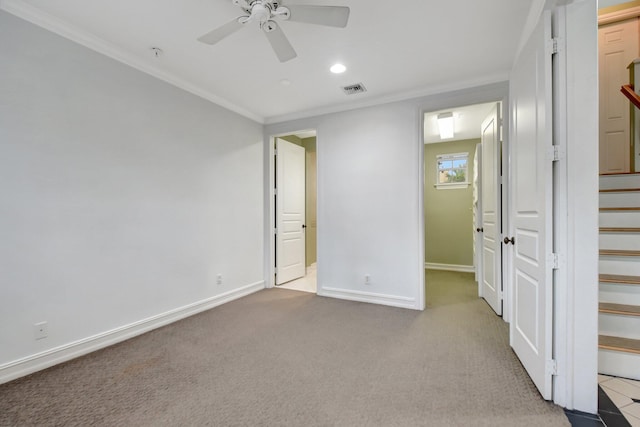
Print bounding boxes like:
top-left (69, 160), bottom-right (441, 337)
top-left (621, 84), bottom-right (640, 110)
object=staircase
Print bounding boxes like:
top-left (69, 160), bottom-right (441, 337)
top-left (598, 173), bottom-right (640, 381)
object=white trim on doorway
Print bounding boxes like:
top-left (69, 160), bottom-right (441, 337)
top-left (265, 130), bottom-right (318, 291)
top-left (550, 0), bottom-right (599, 412)
top-left (425, 263), bottom-right (475, 273)
top-left (419, 93), bottom-right (510, 322)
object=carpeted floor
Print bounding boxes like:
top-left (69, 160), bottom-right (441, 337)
top-left (0, 270), bottom-right (569, 426)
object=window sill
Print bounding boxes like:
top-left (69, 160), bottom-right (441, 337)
top-left (434, 183), bottom-right (470, 190)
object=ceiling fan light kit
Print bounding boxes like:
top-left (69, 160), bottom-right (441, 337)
top-left (198, 0), bottom-right (350, 63)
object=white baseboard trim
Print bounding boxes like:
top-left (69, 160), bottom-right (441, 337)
top-left (319, 287), bottom-right (418, 310)
top-left (425, 263), bottom-right (475, 273)
top-left (0, 281), bottom-right (265, 385)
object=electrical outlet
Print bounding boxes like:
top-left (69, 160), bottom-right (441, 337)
top-left (364, 275), bottom-right (371, 285)
top-left (34, 321), bottom-right (48, 340)
top-left (216, 274), bottom-right (223, 285)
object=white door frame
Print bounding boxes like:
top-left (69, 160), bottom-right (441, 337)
top-left (509, 0), bottom-right (598, 412)
top-left (266, 130), bottom-right (318, 289)
top-left (418, 89), bottom-right (510, 320)
top-left (549, 0), bottom-right (599, 412)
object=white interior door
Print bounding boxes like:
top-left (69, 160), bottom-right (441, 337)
top-left (481, 103), bottom-right (502, 315)
top-left (276, 138), bottom-right (306, 285)
top-left (509, 10), bottom-right (554, 400)
top-left (599, 18), bottom-right (638, 174)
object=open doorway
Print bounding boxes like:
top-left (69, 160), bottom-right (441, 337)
top-left (273, 131), bottom-right (317, 293)
top-left (423, 101), bottom-right (504, 315)
top-left (596, 2), bottom-right (640, 388)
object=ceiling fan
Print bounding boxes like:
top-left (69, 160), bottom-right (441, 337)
top-left (197, 0), bottom-right (350, 62)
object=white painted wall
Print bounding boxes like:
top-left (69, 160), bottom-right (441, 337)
top-left (0, 1), bottom-right (599, 414)
top-left (599, 0), bottom-right (631, 8)
top-left (265, 83), bottom-right (508, 311)
top-left (557, 0), bottom-right (600, 413)
top-left (0, 11), bottom-right (264, 381)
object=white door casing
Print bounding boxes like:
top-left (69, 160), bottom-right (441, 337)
top-left (275, 138), bottom-right (306, 285)
top-left (509, 10), bottom-right (554, 400)
top-left (473, 143), bottom-right (483, 289)
top-left (598, 18), bottom-right (638, 174)
top-left (481, 103), bottom-right (502, 315)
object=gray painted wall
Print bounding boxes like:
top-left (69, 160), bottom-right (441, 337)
top-left (0, 11), bottom-right (264, 373)
top-left (265, 83), bottom-right (509, 310)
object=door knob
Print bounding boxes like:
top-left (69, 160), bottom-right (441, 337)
top-left (476, 227), bottom-right (484, 233)
top-left (302, 224), bottom-right (307, 229)
top-left (503, 236), bottom-right (515, 245)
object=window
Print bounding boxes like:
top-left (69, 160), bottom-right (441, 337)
top-left (436, 152), bottom-right (469, 189)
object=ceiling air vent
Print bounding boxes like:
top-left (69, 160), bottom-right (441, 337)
top-left (342, 83), bottom-right (367, 95)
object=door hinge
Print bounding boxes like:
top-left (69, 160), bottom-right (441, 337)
top-left (547, 145), bottom-right (565, 162)
top-left (547, 37), bottom-right (563, 55)
top-left (274, 188), bottom-right (278, 196)
top-left (274, 149), bottom-right (277, 156)
top-left (547, 252), bottom-right (564, 270)
top-left (498, 291), bottom-right (504, 300)
top-left (274, 228), bottom-right (278, 235)
top-left (546, 359), bottom-right (558, 376)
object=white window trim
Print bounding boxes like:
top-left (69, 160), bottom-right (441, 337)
top-left (435, 152), bottom-right (470, 189)
top-left (434, 182), bottom-right (470, 190)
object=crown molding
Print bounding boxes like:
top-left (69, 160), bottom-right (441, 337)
top-left (0, 0), bottom-right (265, 124)
top-left (264, 72), bottom-right (510, 124)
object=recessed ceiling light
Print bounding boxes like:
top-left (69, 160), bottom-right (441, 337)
top-left (330, 63), bottom-right (346, 74)
top-left (280, 79), bottom-right (291, 86)
top-left (437, 112), bottom-right (455, 139)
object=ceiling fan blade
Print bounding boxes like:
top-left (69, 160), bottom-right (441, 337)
top-left (264, 23), bottom-right (297, 62)
top-left (197, 19), bottom-right (244, 45)
top-left (285, 5), bottom-right (350, 28)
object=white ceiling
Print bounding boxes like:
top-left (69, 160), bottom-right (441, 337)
top-left (424, 102), bottom-right (497, 144)
top-left (1, 0), bottom-right (533, 123)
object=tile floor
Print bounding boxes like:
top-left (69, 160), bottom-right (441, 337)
top-left (599, 374), bottom-right (640, 426)
top-left (276, 263), bottom-right (317, 293)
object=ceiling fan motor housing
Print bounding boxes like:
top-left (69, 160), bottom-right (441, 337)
top-left (235, 0), bottom-right (290, 25)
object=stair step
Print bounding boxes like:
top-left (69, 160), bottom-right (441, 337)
top-left (600, 207), bottom-right (640, 211)
top-left (600, 303), bottom-right (640, 316)
top-left (600, 172), bottom-right (640, 176)
top-left (600, 259), bottom-right (640, 276)
top-left (600, 211), bottom-right (640, 228)
top-left (599, 335), bottom-right (640, 355)
top-left (601, 282), bottom-right (640, 307)
top-left (599, 176), bottom-right (640, 381)
top-left (600, 190), bottom-right (640, 208)
top-left (600, 188), bottom-right (640, 193)
top-left (600, 274), bottom-right (640, 285)
top-left (600, 173), bottom-right (640, 191)
top-left (599, 232), bottom-right (640, 250)
top-left (600, 227), bottom-right (640, 233)
top-left (599, 347), bottom-right (640, 380)
top-left (600, 249), bottom-right (640, 257)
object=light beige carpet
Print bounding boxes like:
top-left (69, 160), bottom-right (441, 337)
top-left (0, 270), bottom-right (569, 426)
